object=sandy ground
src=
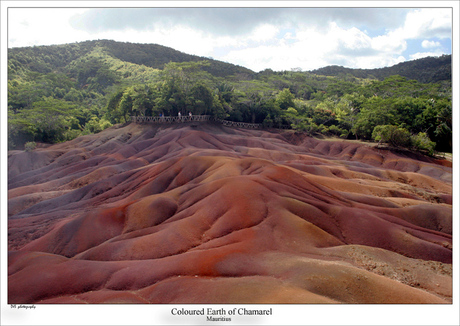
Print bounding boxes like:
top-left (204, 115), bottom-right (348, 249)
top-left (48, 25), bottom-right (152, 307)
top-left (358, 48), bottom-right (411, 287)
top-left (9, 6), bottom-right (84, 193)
top-left (8, 122), bottom-right (452, 303)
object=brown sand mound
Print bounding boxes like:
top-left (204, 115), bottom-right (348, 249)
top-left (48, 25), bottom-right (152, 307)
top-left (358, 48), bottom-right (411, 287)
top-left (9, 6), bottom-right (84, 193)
top-left (8, 123), bottom-right (452, 304)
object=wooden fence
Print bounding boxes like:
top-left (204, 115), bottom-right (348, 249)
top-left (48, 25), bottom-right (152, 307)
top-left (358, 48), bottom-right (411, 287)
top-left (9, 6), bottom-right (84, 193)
top-left (131, 115), bottom-right (262, 129)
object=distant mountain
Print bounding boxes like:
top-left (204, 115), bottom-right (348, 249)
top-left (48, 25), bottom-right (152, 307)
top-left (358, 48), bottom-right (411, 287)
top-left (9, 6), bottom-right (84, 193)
top-left (8, 39), bottom-right (254, 78)
top-left (9, 40), bottom-right (451, 84)
top-left (310, 55), bottom-right (451, 84)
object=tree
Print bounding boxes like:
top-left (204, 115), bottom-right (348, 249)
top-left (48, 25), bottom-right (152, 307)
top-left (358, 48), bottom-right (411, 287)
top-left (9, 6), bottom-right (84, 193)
top-left (275, 88), bottom-right (295, 110)
top-left (8, 109), bottom-right (37, 149)
top-left (411, 132), bottom-right (436, 155)
top-left (313, 99), bottom-right (337, 126)
top-left (391, 97), bottom-right (427, 132)
top-left (353, 97), bottom-right (397, 139)
top-left (414, 98), bottom-right (452, 152)
top-left (8, 97), bottom-right (78, 146)
top-left (190, 82), bottom-right (214, 115)
top-left (118, 89), bottom-right (134, 122)
top-left (216, 82), bottom-right (234, 103)
top-left (106, 89), bottom-right (125, 123)
top-left (372, 125), bottom-right (411, 148)
top-left (433, 102), bottom-right (452, 152)
top-left (29, 97), bottom-right (77, 142)
top-left (82, 116), bottom-right (113, 134)
top-left (332, 93), bottom-right (364, 137)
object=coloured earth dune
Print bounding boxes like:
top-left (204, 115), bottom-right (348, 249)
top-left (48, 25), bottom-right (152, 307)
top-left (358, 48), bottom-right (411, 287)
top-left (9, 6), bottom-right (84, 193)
top-left (8, 122), bottom-right (452, 304)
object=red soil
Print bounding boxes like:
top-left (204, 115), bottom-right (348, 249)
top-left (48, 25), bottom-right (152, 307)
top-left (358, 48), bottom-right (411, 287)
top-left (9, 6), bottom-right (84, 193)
top-left (8, 123), bottom-right (452, 304)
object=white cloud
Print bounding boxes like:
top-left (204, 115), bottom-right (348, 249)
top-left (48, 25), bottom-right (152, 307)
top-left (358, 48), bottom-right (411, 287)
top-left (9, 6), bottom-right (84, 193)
top-left (222, 21), bottom-right (411, 71)
top-left (401, 9), bottom-right (451, 39)
top-left (409, 51), bottom-right (445, 60)
top-left (422, 40), bottom-right (441, 49)
top-left (370, 31), bottom-right (407, 54)
top-left (248, 24), bottom-right (280, 43)
top-left (8, 8), bottom-right (89, 48)
top-left (337, 26), bottom-right (372, 51)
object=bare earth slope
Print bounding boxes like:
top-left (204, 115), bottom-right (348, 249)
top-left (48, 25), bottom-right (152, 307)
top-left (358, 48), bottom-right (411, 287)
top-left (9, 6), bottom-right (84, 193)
top-left (8, 122), bottom-right (452, 304)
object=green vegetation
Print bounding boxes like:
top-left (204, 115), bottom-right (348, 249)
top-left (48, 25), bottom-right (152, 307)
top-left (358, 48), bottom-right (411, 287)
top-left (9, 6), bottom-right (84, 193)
top-left (24, 141), bottom-right (36, 152)
top-left (311, 54), bottom-right (452, 84)
top-left (8, 40), bottom-right (452, 155)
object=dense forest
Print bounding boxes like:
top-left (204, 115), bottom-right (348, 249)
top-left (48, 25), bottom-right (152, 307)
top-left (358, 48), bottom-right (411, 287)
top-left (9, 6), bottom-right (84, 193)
top-left (8, 40), bottom-right (452, 154)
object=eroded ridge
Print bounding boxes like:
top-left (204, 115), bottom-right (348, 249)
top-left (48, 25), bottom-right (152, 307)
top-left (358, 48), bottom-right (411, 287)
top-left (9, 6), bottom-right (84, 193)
top-left (8, 123), bottom-right (452, 304)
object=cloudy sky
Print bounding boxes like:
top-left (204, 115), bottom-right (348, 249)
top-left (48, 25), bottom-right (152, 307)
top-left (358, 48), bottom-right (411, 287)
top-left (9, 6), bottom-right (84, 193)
top-left (6, 3), bottom-right (454, 72)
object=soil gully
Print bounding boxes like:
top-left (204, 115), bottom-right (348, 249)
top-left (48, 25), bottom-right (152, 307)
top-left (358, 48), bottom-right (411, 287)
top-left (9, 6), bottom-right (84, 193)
top-left (8, 123), bottom-right (452, 304)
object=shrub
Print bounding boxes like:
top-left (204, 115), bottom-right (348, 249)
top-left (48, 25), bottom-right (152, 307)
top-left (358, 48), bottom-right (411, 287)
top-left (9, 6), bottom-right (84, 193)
top-left (411, 132), bottom-right (436, 156)
top-left (318, 124), bottom-right (329, 134)
top-left (62, 129), bottom-right (82, 141)
top-left (99, 118), bottom-right (113, 130)
top-left (327, 124), bottom-right (348, 138)
top-left (372, 125), bottom-right (411, 148)
top-left (262, 116), bottom-right (274, 128)
top-left (292, 118), bottom-right (319, 135)
top-left (83, 117), bottom-right (113, 134)
top-left (24, 141), bottom-right (36, 152)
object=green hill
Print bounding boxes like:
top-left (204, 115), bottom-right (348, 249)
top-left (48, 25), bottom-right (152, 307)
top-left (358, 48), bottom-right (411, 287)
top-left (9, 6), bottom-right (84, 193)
top-left (310, 55), bottom-right (451, 84)
top-left (8, 39), bottom-right (254, 79)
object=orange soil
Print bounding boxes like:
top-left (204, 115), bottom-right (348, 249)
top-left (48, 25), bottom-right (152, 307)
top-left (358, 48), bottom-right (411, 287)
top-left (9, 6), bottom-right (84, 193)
top-left (8, 123), bottom-right (452, 304)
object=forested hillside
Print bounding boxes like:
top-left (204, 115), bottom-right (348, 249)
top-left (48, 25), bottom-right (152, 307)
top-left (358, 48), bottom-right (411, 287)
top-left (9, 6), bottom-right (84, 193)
top-left (8, 40), bottom-right (452, 153)
top-left (311, 55), bottom-right (452, 84)
top-left (8, 39), bottom-right (253, 78)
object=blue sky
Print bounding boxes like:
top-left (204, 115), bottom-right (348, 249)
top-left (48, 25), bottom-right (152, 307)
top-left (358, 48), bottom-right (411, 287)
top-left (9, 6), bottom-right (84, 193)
top-left (5, 4), bottom-right (454, 72)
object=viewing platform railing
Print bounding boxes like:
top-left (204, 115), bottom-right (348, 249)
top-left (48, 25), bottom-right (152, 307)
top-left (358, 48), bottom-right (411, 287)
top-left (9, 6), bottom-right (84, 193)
top-left (131, 115), bottom-right (262, 129)
top-left (131, 115), bottom-right (212, 124)
top-left (214, 119), bottom-right (262, 129)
